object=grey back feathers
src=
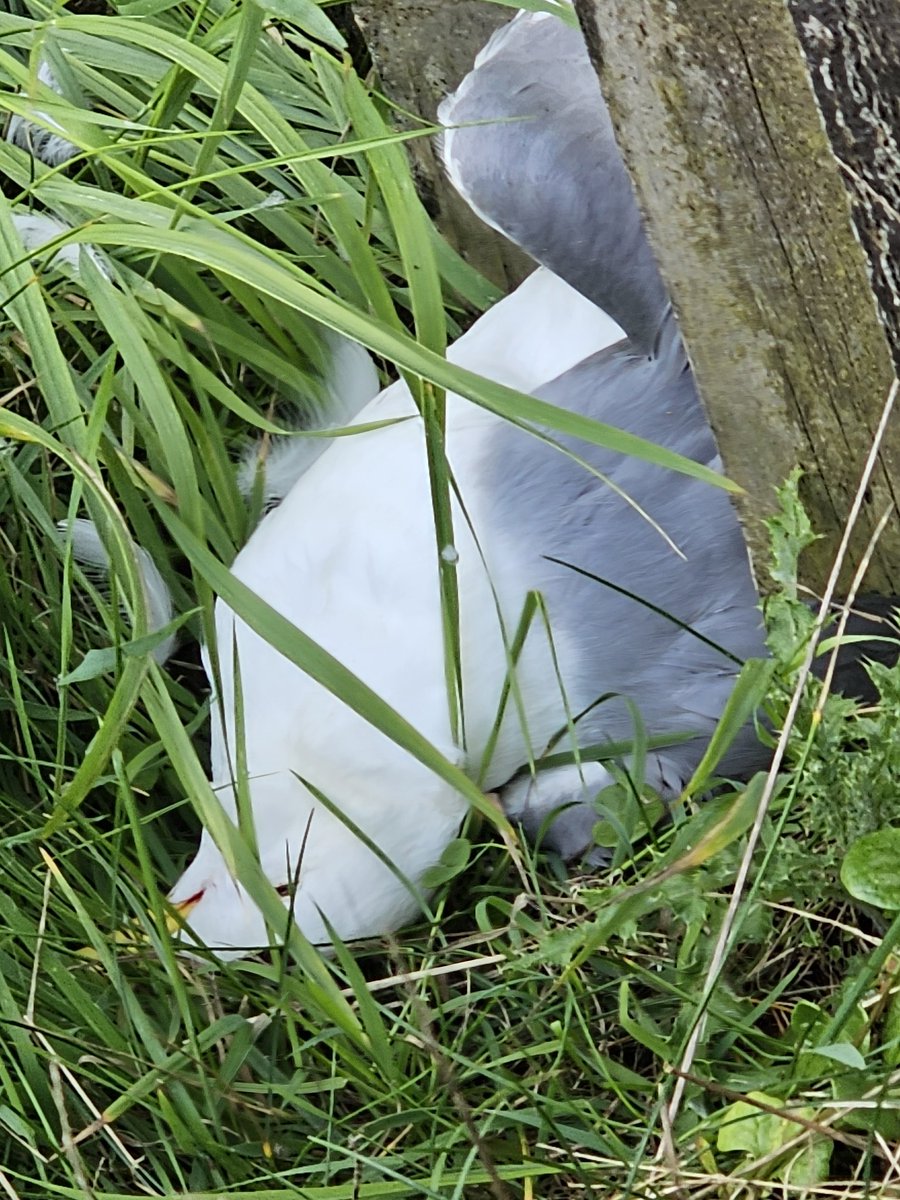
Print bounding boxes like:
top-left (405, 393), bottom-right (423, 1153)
top-left (484, 319), bottom-right (766, 785)
top-left (439, 13), bottom-right (668, 354)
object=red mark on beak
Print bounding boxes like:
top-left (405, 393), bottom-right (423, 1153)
top-left (173, 889), bottom-right (205, 914)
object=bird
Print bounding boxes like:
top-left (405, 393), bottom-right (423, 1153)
top-left (161, 9), bottom-right (771, 957)
top-left (10, 11), bottom-right (893, 961)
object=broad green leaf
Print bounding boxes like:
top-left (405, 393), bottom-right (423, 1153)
top-left (656, 773), bottom-right (767, 875)
top-left (812, 1042), bottom-right (866, 1070)
top-left (842, 828), bottom-right (900, 910)
top-left (716, 1092), bottom-right (787, 1157)
top-left (485, 0), bottom-right (578, 23)
top-left (421, 837), bottom-right (472, 887)
top-left (57, 612), bottom-right (193, 685)
top-left (617, 980), bottom-right (670, 1059)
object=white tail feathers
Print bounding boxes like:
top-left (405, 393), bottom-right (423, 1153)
top-left (6, 60), bottom-right (79, 167)
top-left (236, 332), bottom-right (380, 509)
top-left (63, 518), bottom-right (177, 666)
top-left (9, 211), bottom-right (110, 279)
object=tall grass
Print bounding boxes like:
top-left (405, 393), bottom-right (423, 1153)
top-left (2, 2), bottom-right (900, 1197)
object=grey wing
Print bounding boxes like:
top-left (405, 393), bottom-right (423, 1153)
top-left (438, 12), bottom-right (667, 352)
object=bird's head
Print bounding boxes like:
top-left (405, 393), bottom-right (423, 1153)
top-left (167, 842), bottom-right (279, 960)
top-left (166, 770), bottom-right (465, 958)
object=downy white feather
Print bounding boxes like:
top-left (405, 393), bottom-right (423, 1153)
top-left (235, 333), bottom-right (381, 511)
top-left (6, 60), bottom-right (79, 167)
top-left (9, 212), bottom-right (110, 279)
top-left (61, 518), bottom-right (177, 665)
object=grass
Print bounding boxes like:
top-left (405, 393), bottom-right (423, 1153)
top-left (2, 2), bottom-right (900, 1197)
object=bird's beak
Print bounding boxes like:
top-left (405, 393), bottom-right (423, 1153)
top-left (166, 890), bottom-right (204, 934)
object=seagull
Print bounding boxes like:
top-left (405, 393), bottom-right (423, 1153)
top-left (163, 10), bottom-right (769, 957)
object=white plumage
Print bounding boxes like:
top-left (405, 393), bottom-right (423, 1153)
top-left (235, 333), bottom-right (381, 511)
top-left (176, 267), bottom-right (624, 953)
